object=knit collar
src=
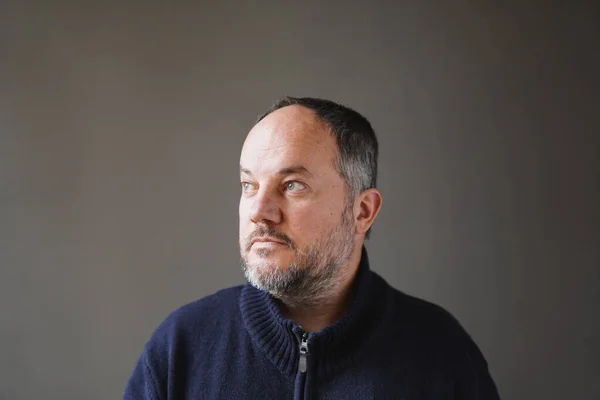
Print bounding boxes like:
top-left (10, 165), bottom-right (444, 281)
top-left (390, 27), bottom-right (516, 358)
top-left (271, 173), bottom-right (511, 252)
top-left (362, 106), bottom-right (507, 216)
top-left (239, 246), bottom-right (388, 379)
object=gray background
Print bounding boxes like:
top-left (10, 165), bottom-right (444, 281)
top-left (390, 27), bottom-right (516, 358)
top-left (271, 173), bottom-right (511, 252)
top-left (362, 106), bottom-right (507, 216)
top-left (1, 1), bottom-right (599, 399)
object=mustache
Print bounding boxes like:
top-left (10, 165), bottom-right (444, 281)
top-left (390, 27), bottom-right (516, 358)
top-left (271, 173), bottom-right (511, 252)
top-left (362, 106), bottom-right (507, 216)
top-left (245, 226), bottom-right (295, 251)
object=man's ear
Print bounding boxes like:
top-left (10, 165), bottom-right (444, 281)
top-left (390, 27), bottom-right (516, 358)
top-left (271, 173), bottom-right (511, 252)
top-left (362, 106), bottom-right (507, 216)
top-left (354, 188), bottom-right (383, 235)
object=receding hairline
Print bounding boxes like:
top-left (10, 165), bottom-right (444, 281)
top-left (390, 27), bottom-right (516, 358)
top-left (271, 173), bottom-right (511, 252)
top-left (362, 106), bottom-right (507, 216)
top-left (250, 104), bottom-right (334, 139)
top-left (243, 104), bottom-right (339, 167)
top-left (241, 105), bottom-right (346, 186)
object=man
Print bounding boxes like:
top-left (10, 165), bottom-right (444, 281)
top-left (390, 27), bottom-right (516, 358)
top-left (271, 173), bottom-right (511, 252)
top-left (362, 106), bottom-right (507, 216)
top-left (124, 97), bottom-right (500, 399)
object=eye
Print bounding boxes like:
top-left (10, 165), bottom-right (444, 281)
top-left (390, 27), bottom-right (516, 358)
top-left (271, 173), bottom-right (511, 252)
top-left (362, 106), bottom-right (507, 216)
top-left (241, 181), bottom-right (256, 194)
top-left (284, 181), bottom-right (307, 193)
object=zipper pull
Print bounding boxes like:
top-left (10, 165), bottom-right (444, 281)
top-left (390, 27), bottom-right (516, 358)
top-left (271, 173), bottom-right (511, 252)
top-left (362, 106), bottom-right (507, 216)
top-left (298, 332), bottom-right (309, 373)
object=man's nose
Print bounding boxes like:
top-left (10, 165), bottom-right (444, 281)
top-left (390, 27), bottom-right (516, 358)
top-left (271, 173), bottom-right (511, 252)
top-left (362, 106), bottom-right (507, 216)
top-left (249, 189), bottom-right (282, 225)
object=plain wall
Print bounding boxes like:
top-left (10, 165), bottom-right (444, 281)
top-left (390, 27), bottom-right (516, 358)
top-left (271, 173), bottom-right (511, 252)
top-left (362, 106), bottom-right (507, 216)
top-left (1, 1), bottom-right (598, 399)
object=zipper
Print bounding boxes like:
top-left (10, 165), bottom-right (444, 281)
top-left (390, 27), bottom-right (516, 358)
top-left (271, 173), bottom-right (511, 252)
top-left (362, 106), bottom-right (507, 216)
top-left (298, 331), bottom-right (309, 373)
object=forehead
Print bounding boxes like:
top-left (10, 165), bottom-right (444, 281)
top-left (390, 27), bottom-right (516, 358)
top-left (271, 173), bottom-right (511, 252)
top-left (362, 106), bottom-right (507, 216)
top-left (240, 105), bottom-right (337, 174)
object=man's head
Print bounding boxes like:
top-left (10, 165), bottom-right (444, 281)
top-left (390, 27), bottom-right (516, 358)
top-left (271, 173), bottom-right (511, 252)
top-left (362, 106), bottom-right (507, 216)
top-left (239, 97), bottom-right (382, 306)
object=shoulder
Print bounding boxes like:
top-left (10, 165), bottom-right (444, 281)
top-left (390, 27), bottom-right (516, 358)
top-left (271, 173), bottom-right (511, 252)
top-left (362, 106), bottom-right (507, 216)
top-left (390, 287), bottom-right (462, 332)
top-left (382, 278), bottom-right (492, 369)
top-left (137, 285), bottom-right (245, 376)
top-left (125, 286), bottom-right (248, 398)
top-left (375, 275), bottom-right (499, 397)
top-left (375, 274), bottom-right (481, 354)
top-left (151, 284), bottom-right (245, 341)
top-left (169, 285), bottom-right (244, 321)
top-left (136, 285), bottom-right (245, 360)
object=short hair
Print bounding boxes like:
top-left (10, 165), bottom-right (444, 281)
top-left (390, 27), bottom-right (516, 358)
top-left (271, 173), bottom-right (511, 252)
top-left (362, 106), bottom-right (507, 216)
top-left (257, 96), bottom-right (379, 238)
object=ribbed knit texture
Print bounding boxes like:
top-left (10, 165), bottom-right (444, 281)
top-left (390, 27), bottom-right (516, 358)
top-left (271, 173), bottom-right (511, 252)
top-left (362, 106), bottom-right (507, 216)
top-left (239, 247), bottom-right (385, 381)
top-left (124, 247), bottom-right (500, 399)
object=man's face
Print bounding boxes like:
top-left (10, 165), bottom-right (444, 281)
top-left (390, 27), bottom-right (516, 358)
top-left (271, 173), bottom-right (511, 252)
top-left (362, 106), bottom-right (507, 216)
top-left (239, 105), bottom-right (356, 304)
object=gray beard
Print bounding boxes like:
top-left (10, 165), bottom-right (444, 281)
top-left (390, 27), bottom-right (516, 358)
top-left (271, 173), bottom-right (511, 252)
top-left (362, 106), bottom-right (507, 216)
top-left (241, 204), bottom-right (355, 308)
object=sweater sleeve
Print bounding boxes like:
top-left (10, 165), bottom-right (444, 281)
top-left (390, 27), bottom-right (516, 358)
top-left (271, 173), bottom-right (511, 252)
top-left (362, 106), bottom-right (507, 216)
top-left (454, 337), bottom-right (501, 400)
top-left (123, 349), bottom-right (163, 400)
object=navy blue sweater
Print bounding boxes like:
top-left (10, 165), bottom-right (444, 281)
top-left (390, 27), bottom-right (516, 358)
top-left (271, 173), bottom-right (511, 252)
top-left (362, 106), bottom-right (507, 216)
top-left (124, 248), bottom-right (500, 399)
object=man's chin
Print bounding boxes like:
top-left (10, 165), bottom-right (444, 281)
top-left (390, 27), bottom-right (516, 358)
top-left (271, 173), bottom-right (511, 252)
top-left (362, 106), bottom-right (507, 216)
top-left (248, 243), bottom-right (290, 259)
top-left (243, 248), bottom-right (294, 273)
top-left (243, 260), bottom-right (295, 292)
top-left (246, 255), bottom-right (292, 271)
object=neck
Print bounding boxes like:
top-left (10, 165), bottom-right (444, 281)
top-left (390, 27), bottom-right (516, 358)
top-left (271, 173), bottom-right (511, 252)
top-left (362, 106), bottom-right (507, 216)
top-left (277, 245), bottom-right (363, 332)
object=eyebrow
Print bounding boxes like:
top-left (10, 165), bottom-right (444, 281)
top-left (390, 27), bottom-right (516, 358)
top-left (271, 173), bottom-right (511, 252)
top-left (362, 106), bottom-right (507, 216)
top-left (240, 165), bottom-right (314, 178)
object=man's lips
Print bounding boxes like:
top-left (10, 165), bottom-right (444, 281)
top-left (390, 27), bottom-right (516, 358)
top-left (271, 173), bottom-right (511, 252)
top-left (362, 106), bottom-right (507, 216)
top-left (251, 237), bottom-right (287, 246)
